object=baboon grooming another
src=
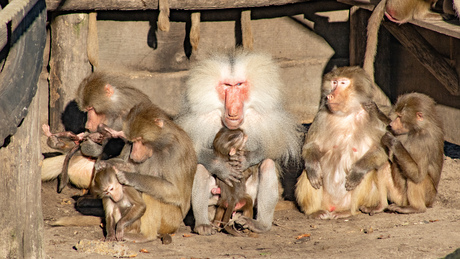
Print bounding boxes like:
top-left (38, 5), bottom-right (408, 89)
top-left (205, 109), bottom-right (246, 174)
top-left (110, 102), bottom-right (197, 241)
top-left (41, 72), bottom-right (153, 190)
top-left (361, 92), bottom-right (444, 215)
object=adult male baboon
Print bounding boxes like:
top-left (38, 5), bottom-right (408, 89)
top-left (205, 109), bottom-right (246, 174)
top-left (176, 49), bottom-right (302, 235)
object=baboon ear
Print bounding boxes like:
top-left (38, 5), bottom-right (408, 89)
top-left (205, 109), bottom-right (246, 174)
top-left (243, 134), bottom-right (248, 144)
top-left (154, 118), bottom-right (164, 128)
top-left (416, 112), bottom-right (423, 121)
top-left (105, 84), bottom-right (115, 97)
top-left (228, 147), bottom-right (237, 156)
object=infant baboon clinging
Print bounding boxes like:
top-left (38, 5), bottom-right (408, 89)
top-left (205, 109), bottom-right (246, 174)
top-left (212, 127), bottom-right (254, 236)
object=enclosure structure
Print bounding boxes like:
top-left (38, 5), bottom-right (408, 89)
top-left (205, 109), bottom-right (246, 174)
top-left (41, 0), bottom-right (460, 145)
top-left (0, 0), bottom-right (46, 258)
top-left (344, 0), bottom-right (460, 146)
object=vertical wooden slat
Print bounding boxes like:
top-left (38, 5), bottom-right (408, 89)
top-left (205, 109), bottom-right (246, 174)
top-left (0, 94), bottom-right (43, 259)
top-left (49, 13), bottom-right (92, 132)
top-left (349, 6), bottom-right (368, 67)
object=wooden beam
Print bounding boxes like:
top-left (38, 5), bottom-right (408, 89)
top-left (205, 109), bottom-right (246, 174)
top-left (340, 0), bottom-right (460, 39)
top-left (410, 18), bottom-right (460, 40)
top-left (46, 0), bottom-right (312, 12)
top-left (337, 0), bottom-right (376, 11)
top-left (383, 21), bottom-right (460, 95)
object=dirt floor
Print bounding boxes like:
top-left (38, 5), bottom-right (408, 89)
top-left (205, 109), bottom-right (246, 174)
top-left (42, 143), bottom-right (460, 259)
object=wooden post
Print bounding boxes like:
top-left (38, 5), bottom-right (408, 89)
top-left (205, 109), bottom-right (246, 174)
top-left (49, 13), bottom-right (92, 132)
top-left (0, 94), bottom-right (43, 259)
top-left (349, 6), bottom-right (368, 67)
top-left (46, 0), bottom-right (312, 11)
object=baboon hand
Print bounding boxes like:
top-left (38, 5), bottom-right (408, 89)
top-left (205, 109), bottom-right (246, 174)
top-left (305, 163), bottom-right (323, 189)
top-left (345, 170), bottom-right (364, 191)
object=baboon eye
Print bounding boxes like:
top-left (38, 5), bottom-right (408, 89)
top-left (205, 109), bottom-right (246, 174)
top-left (331, 80), bottom-right (338, 90)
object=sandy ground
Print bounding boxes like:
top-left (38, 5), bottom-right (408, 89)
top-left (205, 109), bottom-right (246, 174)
top-left (42, 143), bottom-right (460, 259)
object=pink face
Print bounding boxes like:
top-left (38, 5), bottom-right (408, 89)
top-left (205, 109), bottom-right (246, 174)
top-left (326, 78), bottom-right (351, 113)
top-left (86, 107), bottom-right (106, 133)
top-left (106, 181), bottom-right (123, 202)
top-left (216, 80), bottom-right (249, 129)
top-left (389, 114), bottom-right (409, 135)
top-left (130, 139), bottom-right (153, 163)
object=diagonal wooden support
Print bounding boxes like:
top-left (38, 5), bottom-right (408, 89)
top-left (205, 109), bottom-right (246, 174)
top-left (383, 21), bottom-right (460, 96)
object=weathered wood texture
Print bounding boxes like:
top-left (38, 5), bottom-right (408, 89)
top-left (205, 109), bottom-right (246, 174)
top-left (411, 17), bottom-right (460, 40)
top-left (46, 0), bottom-right (312, 11)
top-left (0, 94), bottom-right (43, 259)
top-left (340, 0), bottom-right (460, 39)
top-left (384, 21), bottom-right (460, 96)
top-left (49, 13), bottom-right (92, 132)
top-left (338, 0), bottom-right (377, 10)
top-left (349, 6), bottom-right (367, 67)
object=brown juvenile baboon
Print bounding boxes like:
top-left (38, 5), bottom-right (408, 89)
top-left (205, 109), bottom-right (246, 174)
top-left (212, 127), bottom-right (254, 236)
top-left (295, 66), bottom-right (389, 219)
top-left (91, 166), bottom-right (146, 242)
top-left (361, 92), bottom-right (444, 214)
top-left (109, 102), bottom-right (197, 242)
top-left (176, 49), bottom-right (302, 235)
